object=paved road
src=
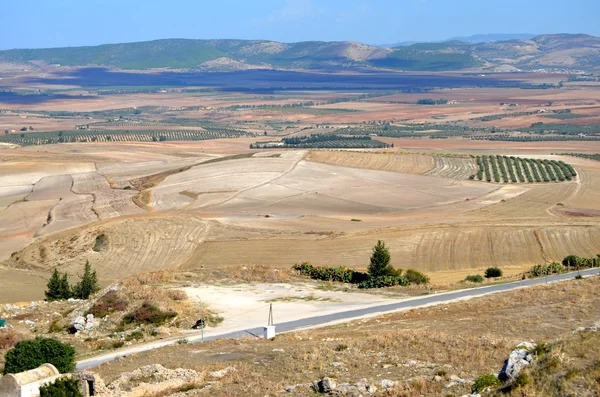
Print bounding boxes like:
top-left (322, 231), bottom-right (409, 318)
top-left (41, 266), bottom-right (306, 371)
top-left (76, 268), bottom-right (599, 370)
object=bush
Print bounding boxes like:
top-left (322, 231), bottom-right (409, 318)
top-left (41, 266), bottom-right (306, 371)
top-left (472, 373), bottom-right (502, 393)
top-left (358, 275), bottom-right (409, 289)
top-left (484, 267), bottom-right (503, 278)
top-left (39, 377), bottom-right (83, 397)
top-left (464, 274), bottom-right (484, 283)
top-left (292, 262), bottom-right (368, 284)
top-left (122, 302), bottom-right (177, 326)
top-left (88, 291), bottom-right (129, 318)
top-left (404, 269), bottom-right (430, 285)
top-left (513, 372), bottom-right (530, 388)
top-left (3, 337), bottom-right (75, 374)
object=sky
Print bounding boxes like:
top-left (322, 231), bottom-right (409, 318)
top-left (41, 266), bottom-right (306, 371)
top-left (2, 0), bottom-right (600, 49)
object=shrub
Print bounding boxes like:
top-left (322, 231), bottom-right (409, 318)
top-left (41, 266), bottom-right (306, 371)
top-left (472, 373), bottom-right (502, 393)
top-left (292, 262), bottom-right (368, 284)
top-left (168, 289), bottom-right (188, 301)
top-left (484, 267), bottom-right (503, 278)
top-left (464, 274), bottom-right (484, 283)
top-left (513, 372), bottom-right (530, 388)
top-left (122, 302), bottom-right (177, 326)
top-left (358, 275), bottom-right (409, 289)
top-left (39, 377), bottom-right (83, 397)
top-left (88, 291), bottom-right (129, 318)
top-left (3, 337), bottom-right (75, 374)
top-left (404, 269), bottom-right (430, 285)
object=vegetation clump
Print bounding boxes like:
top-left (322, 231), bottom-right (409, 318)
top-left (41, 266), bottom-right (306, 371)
top-left (122, 302), bottom-right (177, 326)
top-left (293, 241), bottom-right (427, 289)
top-left (39, 377), bottom-right (83, 397)
top-left (3, 337), bottom-right (75, 374)
top-left (484, 267), bottom-right (503, 278)
top-left (45, 262), bottom-right (100, 301)
top-left (471, 373), bottom-right (502, 393)
top-left (88, 291), bottom-right (129, 318)
top-left (527, 254), bottom-right (599, 278)
top-left (464, 274), bottom-right (484, 283)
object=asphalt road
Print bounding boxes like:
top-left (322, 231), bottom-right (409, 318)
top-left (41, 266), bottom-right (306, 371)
top-left (76, 268), bottom-right (599, 370)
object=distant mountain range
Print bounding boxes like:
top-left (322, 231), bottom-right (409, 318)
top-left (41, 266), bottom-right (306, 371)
top-left (1, 34), bottom-right (599, 73)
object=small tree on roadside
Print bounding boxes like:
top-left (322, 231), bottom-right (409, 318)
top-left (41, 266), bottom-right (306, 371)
top-left (368, 240), bottom-right (394, 278)
top-left (73, 261), bottom-right (99, 299)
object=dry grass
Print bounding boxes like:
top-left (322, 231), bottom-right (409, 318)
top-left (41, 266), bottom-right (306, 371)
top-left (93, 276), bottom-right (600, 396)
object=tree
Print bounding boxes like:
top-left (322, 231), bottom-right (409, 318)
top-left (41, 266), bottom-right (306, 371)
top-left (3, 129), bottom-right (8, 136)
top-left (368, 240), bottom-right (394, 278)
top-left (40, 377), bottom-right (83, 397)
top-left (45, 269), bottom-right (66, 301)
top-left (20, 127), bottom-right (28, 131)
top-left (73, 261), bottom-right (99, 299)
top-left (3, 337), bottom-right (75, 374)
top-left (59, 273), bottom-right (72, 300)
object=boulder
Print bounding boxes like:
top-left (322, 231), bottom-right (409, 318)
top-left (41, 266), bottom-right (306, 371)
top-left (312, 377), bottom-right (336, 393)
top-left (499, 342), bottom-right (536, 381)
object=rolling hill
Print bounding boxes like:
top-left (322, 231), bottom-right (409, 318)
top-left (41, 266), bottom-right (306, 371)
top-left (1, 34), bottom-right (599, 72)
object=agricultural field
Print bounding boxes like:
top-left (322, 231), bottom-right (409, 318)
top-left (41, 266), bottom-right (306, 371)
top-left (1, 66), bottom-right (600, 305)
top-left (474, 155), bottom-right (577, 183)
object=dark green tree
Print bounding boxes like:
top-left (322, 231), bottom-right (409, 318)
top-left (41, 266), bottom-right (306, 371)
top-left (45, 269), bottom-right (63, 301)
top-left (3, 337), bottom-right (75, 374)
top-left (368, 240), bottom-right (394, 278)
top-left (40, 377), bottom-right (83, 397)
top-left (73, 261), bottom-right (99, 299)
top-left (59, 273), bottom-right (72, 300)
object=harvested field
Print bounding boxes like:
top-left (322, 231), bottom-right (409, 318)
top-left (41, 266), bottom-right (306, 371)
top-left (13, 216), bottom-right (211, 279)
top-left (204, 160), bottom-right (495, 216)
top-left (72, 172), bottom-right (143, 219)
top-left (151, 152), bottom-right (304, 211)
top-left (425, 156), bottom-right (477, 179)
top-left (306, 150), bottom-right (435, 174)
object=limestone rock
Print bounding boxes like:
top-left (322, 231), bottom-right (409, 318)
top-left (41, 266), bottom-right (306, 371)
top-left (499, 342), bottom-right (536, 381)
top-left (312, 377), bottom-right (336, 393)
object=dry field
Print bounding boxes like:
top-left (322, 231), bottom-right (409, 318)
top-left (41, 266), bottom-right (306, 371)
top-left (1, 138), bottom-right (600, 300)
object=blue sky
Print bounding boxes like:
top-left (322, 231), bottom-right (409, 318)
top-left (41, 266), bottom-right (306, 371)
top-left (2, 0), bottom-right (599, 49)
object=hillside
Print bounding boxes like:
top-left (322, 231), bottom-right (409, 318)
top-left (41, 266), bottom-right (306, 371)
top-left (1, 34), bottom-right (600, 72)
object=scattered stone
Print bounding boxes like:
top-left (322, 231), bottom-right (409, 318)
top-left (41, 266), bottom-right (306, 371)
top-left (433, 375), bottom-right (443, 382)
top-left (573, 320), bottom-right (600, 333)
top-left (208, 366), bottom-right (236, 379)
top-left (379, 379), bottom-right (396, 389)
top-left (272, 348), bottom-right (285, 353)
top-left (331, 361), bottom-right (345, 367)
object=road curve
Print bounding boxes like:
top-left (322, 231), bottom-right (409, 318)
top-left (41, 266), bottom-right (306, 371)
top-left (76, 268), bottom-right (600, 370)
